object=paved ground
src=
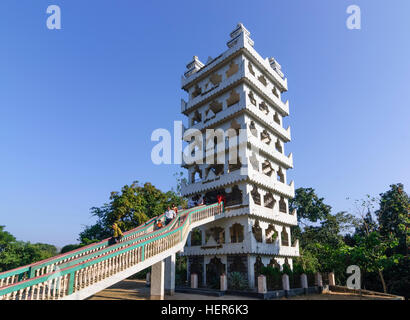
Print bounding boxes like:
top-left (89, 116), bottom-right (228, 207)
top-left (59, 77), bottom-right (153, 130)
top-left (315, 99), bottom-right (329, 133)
top-left (88, 279), bottom-right (397, 300)
top-left (88, 279), bottom-right (257, 300)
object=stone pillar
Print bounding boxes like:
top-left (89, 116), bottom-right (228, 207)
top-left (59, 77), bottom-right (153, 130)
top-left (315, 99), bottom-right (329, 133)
top-left (225, 226), bottom-right (231, 244)
top-left (301, 273), bottom-right (308, 294)
top-left (257, 275), bottom-right (267, 294)
top-left (186, 258), bottom-right (190, 283)
top-left (282, 274), bottom-right (290, 297)
top-left (202, 259), bottom-right (207, 286)
top-left (315, 272), bottom-right (323, 293)
top-left (165, 254), bottom-right (176, 295)
top-left (247, 255), bottom-right (255, 289)
top-left (191, 273), bottom-right (198, 289)
top-left (329, 272), bottom-right (335, 286)
top-left (315, 272), bottom-right (323, 287)
top-left (220, 274), bottom-right (227, 291)
top-left (146, 272), bottom-right (151, 287)
top-left (150, 260), bottom-right (165, 300)
top-left (201, 229), bottom-right (206, 245)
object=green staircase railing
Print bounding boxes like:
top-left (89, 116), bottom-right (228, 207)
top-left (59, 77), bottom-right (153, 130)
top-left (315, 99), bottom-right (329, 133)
top-left (0, 202), bottom-right (223, 300)
top-left (0, 207), bottom-right (194, 288)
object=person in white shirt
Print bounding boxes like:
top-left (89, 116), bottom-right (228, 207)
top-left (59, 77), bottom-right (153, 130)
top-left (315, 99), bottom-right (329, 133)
top-left (165, 207), bottom-right (175, 225)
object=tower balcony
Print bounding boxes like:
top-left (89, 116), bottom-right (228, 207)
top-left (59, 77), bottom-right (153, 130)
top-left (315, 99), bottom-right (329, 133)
top-left (249, 171), bottom-right (295, 199)
top-left (245, 99), bottom-right (291, 142)
top-left (248, 134), bottom-right (293, 169)
top-left (182, 240), bottom-right (299, 257)
top-left (244, 74), bottom-right (289, 116)
top-left (243, 40), bottom-right (288, 93)
top-left (249, 206), bottom-right (298, 226)
top-left (181, 242), bottom-right (248, 256)
top-left (181, 168), bottom-right (248, 197)
top-left (182, 67), bottom-right (243, 114)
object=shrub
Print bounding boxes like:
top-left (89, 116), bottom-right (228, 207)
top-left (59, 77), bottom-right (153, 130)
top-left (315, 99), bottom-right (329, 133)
top-left (228, 272), bottom-right (248, 290)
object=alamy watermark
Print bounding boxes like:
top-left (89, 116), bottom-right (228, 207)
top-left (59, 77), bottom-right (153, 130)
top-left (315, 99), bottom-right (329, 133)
top-left (151, 121), bottom-right (260, 173)
top-left (346, 265), bottom-right (361, 289)
top-left (346, 5), bottom-right (361, 30)
top-left (46, 5), bottom-right (61, 30)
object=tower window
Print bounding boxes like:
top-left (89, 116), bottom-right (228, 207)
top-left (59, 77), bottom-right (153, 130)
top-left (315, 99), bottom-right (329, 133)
top-left (258, 75), bottom-right (267, 86)
top-left (275, 139), bottom-right (283, 153)
top-left (226, 61), bottom-right (239, 78)
top-left (251, 185), bottom-right (261, 205)
top-left (279, 197), bottom-right (287, 213)
top-left (248, 91), bottom-right (256, 106)
top-left (273, 112), bottom-right (280, 125)
top-left (248, 62), bottom-right (255, 76)
top-left (230, 223), bottom-right (244, 243)
top-left (281, 228), bottom-right (289, 246)
top-left (259, 101), bottom-right (269, 115)
top-left (191, 84), bottom-right (202, 98)
top-left (226, 90), bottom-right (240, 107)
top-left (261, 129), bottom-right (271, 145)
top-left (264, 192), bottom-right (275, 209)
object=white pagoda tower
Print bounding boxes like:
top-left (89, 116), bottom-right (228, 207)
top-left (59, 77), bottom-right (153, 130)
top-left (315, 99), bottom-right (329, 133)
top-left (180, 24), bottom-right (299, 289)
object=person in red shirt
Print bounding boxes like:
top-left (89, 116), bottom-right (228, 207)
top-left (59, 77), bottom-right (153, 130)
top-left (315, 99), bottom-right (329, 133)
top-left (217, 194), bottom-right (226, 204)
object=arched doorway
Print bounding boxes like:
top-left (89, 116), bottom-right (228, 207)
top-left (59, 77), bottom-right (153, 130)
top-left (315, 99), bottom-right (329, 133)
top-left (206, 257), bottom-right (226, 289)
top-left (189, 256), bottom-right (203, 287)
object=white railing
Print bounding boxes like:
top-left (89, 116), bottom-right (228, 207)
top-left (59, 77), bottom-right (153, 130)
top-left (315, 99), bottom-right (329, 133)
top-left (0, 203), bottom-right (223, 300)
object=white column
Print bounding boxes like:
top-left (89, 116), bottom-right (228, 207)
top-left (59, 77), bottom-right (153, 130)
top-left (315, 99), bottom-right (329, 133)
top-left (301, 274), bottom-right (308, 289)
top-left (187, 232), bottom-right (192, 247)
top-left (257, 275), bottom-right (267, 294)
top-left (225, 226), bottom-right (231, 244)
top-left (190, 273), bottom-right (198, 288)
top-left (220, 274), bottom-right (227, 291)
top-left (150, 260), bottom-right (165, 300)
top-left (282, 274), bottom-right (290, 291)
top-left (247, 255), bottom-right (255, 289)
top-left (329, 272), bottom-right (335, 286)
top-left (315, 272), bottom-right (323, 287)
top-left (202, 259), bottom-right (207, 286)
top-left (165, 254), bottom-right (176, 295)
top-left (186, 258), bottom-right (190, 283)
top-left (201, 229), bottom-right (206, 245)
top-left (146, 272), bottom-right (151, 286)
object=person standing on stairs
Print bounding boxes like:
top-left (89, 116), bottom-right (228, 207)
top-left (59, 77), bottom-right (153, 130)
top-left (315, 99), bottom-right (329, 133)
top-left (165, 206), bottom-right (176, 225)
top-left (112, 222), bottom-right (123, 243)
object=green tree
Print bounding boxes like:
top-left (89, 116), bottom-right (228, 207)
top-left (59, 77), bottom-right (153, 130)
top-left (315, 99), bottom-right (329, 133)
top-left (289, 187), bottom-right (332, 224)
top-left (350, 232), bottom-right (399, 293)
top-left (0, 226), bottom-right (57, 272)
top-left (79, 181), bottom-right (184, 244)
top-left (376, 183), bottom-right (409, 256)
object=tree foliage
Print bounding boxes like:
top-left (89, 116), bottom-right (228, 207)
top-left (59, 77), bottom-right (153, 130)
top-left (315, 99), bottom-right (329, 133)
top-left (293, 185), bottom-right (409, 297)
top-left (79, 181), bottom-right (185, 244)
top-left (0, 226), bottom-right (57, 272)
top-left (376, 183), bottom-right (409, 255)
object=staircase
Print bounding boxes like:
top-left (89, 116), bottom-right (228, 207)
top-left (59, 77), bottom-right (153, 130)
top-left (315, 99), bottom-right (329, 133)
top-left (0, 202), bottom-right (224, 300)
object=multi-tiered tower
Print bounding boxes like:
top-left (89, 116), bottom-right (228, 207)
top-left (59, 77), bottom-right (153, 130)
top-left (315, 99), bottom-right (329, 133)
top-left (180, 24), bottom-right (299, 289)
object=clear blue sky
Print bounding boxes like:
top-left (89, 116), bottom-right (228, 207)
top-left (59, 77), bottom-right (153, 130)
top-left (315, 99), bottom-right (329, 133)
top-left (0, 0), bottom-right (409, 247)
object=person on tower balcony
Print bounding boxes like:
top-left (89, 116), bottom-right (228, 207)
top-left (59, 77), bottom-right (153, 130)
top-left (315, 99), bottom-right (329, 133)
top-left (217, 194), bottom-right (226, 205)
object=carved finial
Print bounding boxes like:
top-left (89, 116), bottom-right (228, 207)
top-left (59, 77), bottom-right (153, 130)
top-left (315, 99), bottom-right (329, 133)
top-left (269, 57), bottom-right (284, 78)
top-left (184, 56), bottom-right (205, 78)
top-left (227, 23), bottom-right (254, 48)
